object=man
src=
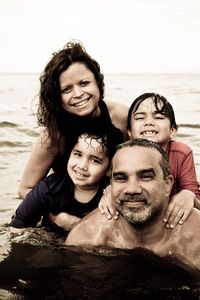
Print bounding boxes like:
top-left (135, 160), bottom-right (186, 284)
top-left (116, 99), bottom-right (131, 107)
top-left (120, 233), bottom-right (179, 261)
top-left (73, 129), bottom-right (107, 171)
top-left (65, 138), bottom-right (200, 270)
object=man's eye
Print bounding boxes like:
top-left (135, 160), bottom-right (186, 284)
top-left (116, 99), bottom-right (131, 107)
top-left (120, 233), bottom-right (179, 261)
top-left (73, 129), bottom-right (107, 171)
top-left (141, 174), bottom-right (154, 180)
top-left (113, 175), bottom-right (127, 182)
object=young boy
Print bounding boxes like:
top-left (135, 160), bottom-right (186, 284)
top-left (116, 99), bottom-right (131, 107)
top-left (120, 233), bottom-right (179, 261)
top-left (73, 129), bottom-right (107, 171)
top-left (99, 93), bottom-right (200, 228)
top-left (10, 125), bottom-right (123, 233)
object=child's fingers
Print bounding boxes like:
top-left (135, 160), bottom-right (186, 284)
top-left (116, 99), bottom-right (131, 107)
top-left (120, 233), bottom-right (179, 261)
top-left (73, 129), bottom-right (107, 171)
top-left (178, 209), bottom-right (191, 225)
top-left (165, 208), bottom-right (184, 228)
top-left (163, 203), bottom-right (174, 223)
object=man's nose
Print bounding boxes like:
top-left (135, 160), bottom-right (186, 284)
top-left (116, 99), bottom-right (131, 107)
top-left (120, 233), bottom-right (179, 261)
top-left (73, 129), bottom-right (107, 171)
top-left (124, 177), bottom-right (142, 194)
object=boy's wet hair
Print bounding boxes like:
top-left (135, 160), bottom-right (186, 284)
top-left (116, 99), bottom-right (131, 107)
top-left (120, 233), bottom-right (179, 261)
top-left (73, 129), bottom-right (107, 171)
top-left (126, 93), bottom-right (178, 130)
top-left (69, 122), bottom-right (124, 161)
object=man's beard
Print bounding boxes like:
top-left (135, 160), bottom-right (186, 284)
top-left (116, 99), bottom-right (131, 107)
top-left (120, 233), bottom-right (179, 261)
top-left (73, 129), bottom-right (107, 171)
top-left (114, 195), bottom-right (163, 226)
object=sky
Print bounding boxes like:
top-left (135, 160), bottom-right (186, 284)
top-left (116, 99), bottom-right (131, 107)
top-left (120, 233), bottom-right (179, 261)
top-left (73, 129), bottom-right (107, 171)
top-left (1, 0), bottom-right (200, 74)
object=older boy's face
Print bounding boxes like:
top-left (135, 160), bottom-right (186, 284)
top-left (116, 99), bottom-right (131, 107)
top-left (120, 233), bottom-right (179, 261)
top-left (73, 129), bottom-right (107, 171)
top-left (111, 146), bottom-right (173, 225)
top-left (127, 98), bottom-right (176, 151)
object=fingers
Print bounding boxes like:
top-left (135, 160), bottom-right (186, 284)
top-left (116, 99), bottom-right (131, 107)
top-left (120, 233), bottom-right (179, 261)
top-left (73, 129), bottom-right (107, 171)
top-left (163, 207), bottom-right (191, 228)
top-left (98, 194), bottom-right (118, 220)
top-left (98, 201), bottom-right (118, 220)
top-left (164, 208), bottom-right (184, 228)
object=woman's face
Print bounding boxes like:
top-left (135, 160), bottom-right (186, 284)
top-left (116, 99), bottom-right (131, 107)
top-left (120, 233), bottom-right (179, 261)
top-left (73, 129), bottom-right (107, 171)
top-left (59, 62), bottom-right (100, 117)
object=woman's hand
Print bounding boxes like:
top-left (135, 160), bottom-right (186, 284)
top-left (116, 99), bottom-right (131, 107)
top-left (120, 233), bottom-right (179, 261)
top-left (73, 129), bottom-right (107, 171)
top-left (98, 185), bottom-right (119, 220)
top-left (163, 189), bottom-right (195, 228)
top-left (49, 212), bottom-right (80, 230)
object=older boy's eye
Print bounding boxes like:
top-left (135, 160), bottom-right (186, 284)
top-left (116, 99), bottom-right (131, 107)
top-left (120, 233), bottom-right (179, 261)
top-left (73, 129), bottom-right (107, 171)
top-left (154, 113), bottom-right (165, 119)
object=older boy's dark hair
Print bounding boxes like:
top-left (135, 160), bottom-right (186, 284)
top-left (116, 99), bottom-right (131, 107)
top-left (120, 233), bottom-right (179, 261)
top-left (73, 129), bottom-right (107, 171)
top-left (126, 93), bottom-right (178, 130)
top-left (37, 40), bottom-right (105, 150)
top-left (114, 138), bottom-right (170, 179)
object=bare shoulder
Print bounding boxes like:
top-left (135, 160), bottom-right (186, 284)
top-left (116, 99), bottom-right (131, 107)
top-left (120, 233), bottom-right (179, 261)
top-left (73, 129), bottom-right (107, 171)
top-left (105, 100), bottom-right (129, 136)
top-left (180, 208), bottom-right (200, 236)
top-left (65, 209), bottom-right (111, 246)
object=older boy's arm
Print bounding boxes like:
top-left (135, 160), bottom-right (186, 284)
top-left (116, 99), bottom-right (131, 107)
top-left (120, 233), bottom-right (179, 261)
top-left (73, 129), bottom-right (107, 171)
top-left (163, 189), bottom-right (195, 228)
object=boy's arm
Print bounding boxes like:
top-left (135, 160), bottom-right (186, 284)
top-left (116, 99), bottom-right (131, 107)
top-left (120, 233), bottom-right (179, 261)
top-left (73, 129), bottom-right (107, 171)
top-left (98, 185), bottom-right (119, 220)
top-left (49, 212), bottom-right (80, 230)
top-left (10, 180), bottom-right (49, 230)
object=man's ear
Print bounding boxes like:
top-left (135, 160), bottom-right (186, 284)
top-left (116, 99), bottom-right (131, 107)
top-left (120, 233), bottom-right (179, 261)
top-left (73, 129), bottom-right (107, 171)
top-left (169, 127), bottom-right (177, 140)
top-left (127, 129), bottom-right (132, 139)
top-left (165, 175), bottom-right (174, 197)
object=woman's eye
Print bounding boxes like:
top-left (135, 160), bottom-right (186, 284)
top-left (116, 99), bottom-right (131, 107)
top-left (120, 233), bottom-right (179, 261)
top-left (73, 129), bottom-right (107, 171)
top-left (61, 87), bottom-right (71, 94)
top-left (81, 81), bottom-right (90, 86)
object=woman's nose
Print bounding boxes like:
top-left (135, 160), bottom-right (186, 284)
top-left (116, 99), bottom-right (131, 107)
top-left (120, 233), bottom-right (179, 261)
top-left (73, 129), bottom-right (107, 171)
top-left (72, 85), bottom-right (83, 98)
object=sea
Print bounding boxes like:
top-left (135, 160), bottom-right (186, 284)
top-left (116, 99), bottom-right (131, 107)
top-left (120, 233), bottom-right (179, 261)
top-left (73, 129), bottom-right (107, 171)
top-left (0, 72), bottom-right (200, 299)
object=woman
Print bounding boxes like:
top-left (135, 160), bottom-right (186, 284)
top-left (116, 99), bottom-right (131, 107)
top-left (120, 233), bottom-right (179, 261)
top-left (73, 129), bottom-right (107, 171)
top-left (18, 41), bottom-right (128, 199)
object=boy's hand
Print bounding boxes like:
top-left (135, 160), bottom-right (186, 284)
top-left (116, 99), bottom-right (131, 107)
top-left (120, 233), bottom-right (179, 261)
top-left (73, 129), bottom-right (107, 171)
top-left (98, 185), bottom-right (119, 220)
top-left (163, 189), bottom-right (195, 228)
top-left (49, 212), bottom-right (80, 230)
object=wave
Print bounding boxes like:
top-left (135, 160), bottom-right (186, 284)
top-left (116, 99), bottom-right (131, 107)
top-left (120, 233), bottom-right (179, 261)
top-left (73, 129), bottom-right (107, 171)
top-left (179, 123), bottom-right (200, 129)
top-left (17, 128), bottom-right (39, 137)
top-left (0, 121), bottom-right (18, 128)
top-left (0, 141), bottom-right (32, 147)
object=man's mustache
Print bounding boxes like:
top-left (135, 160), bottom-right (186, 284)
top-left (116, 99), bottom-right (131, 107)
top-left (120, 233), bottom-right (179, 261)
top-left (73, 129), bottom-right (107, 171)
top-left (118, 195), bottom-right (147, 203)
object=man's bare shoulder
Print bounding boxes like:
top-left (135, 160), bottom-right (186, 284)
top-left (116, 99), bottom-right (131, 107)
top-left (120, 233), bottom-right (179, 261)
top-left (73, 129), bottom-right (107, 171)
top-left (65, 209), bottom-right (111, 246)
top-left (177, 208), bottom-right (200, 240)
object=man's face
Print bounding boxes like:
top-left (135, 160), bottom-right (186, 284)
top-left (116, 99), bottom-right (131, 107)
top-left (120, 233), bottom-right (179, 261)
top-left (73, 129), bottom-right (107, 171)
top-left (111, 146), bottom-right (173, 225)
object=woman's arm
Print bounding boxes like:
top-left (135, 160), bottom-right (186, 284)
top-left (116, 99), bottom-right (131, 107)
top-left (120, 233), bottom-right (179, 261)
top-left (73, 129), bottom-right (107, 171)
top-left (18, 132), bottom-right (56, 200)
top-left (105, 100), bottom-right (129, 140)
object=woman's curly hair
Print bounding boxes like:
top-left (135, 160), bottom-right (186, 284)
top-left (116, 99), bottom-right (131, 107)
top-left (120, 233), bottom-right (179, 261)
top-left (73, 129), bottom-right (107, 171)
top-left (37, 41), bottom-right (105, 152)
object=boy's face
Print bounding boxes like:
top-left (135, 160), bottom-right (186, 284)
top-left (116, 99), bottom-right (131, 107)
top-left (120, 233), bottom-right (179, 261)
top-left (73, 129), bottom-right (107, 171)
top-left (67, 135), bottom-right (109, 190)
top-left (127, 98), bottom-right (176, 150)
